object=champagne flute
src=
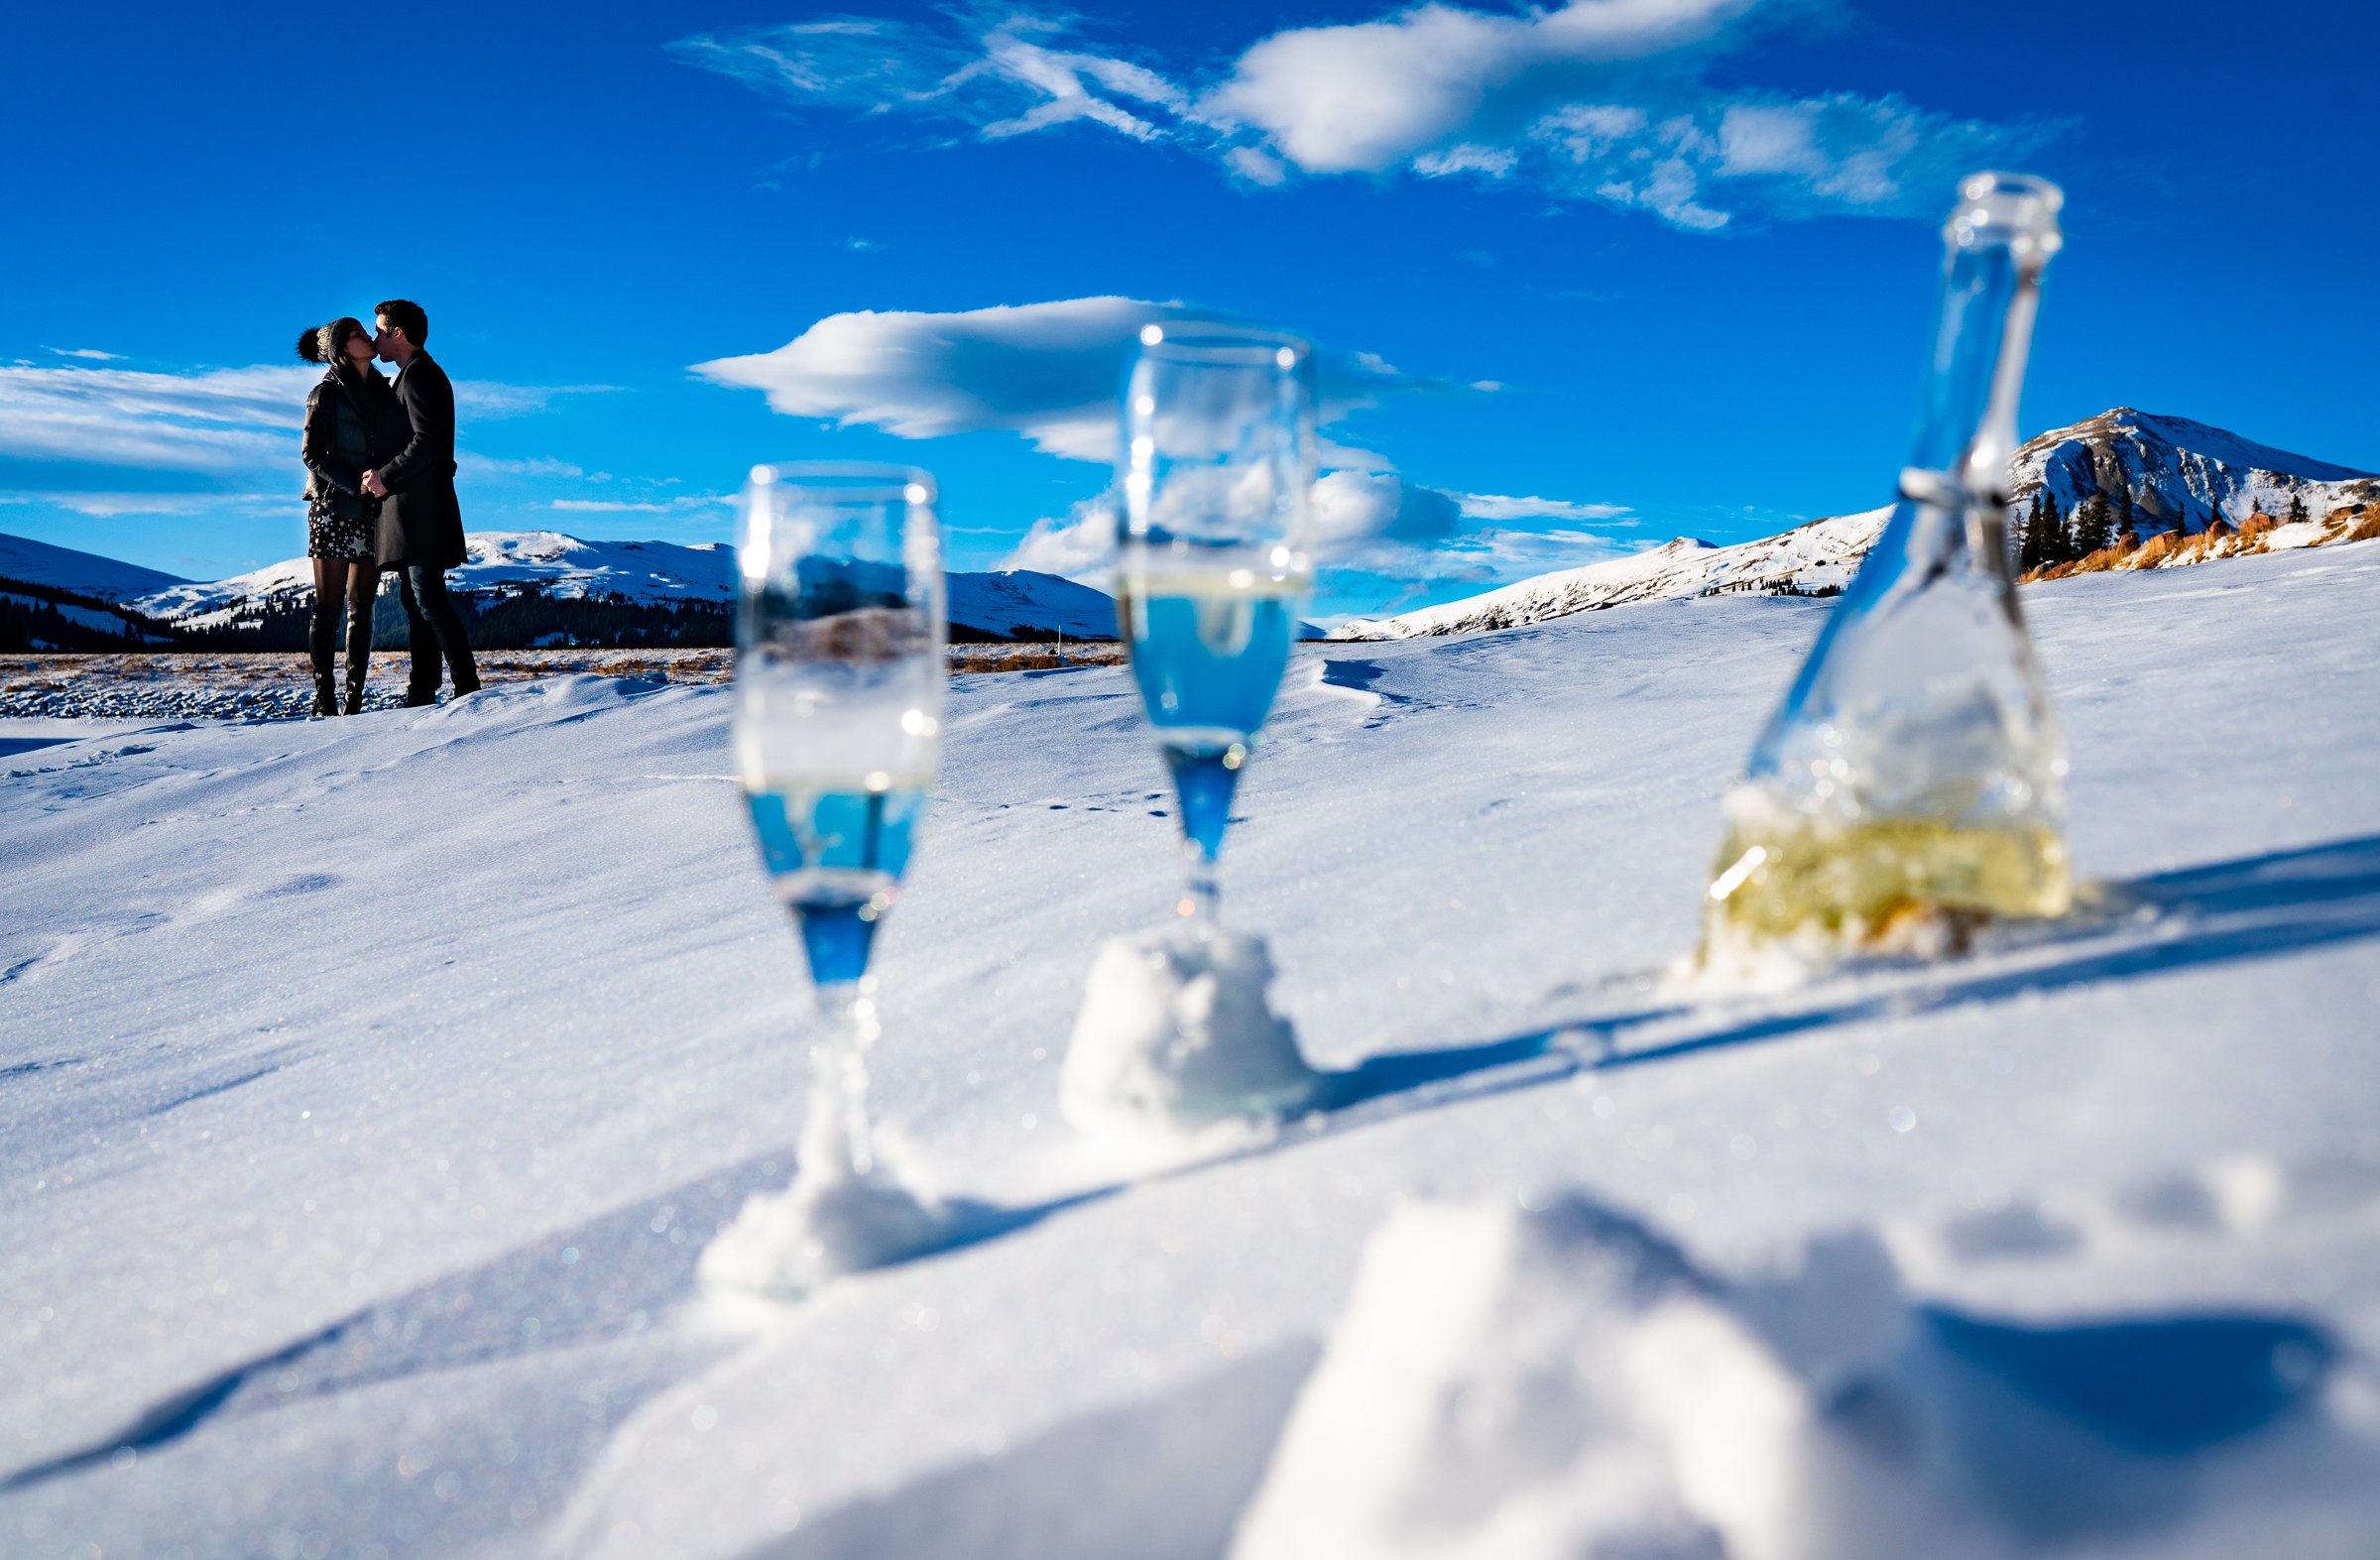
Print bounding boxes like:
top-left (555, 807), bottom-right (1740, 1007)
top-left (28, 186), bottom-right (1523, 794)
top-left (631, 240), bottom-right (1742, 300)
top-left (733, 463), bottom-right (943, 1198)
top-left (1116, 323), bottom-right (1316, 923)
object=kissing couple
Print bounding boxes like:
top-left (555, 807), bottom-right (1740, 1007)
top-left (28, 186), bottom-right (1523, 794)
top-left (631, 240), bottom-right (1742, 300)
top-left (296, 299), bottom-right (480, 715)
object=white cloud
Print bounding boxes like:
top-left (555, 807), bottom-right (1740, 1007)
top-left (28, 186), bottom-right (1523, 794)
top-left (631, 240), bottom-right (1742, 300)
top-left (0, 363), bottom-right (310, 470)
top-left (669, 16), bottom-right (1185, 149)
top-left (676, 3), bottom-right (2054, 232)
top-left (1453, 491), bottom-right (1635, 523)
top-left (45, 491), bottom-right (287, 518)
top-left (542, 495), bottom-right (729, 514)
top-left (1308, 473), bottom-right (1643, 584)
top-left (1001, 496), bottom-right (1118, 581)
top-left (0, 361), bottom-right (601, 481)
top-left (693, 296), bottom-right (1441, 463)
top-left (998, 472), bottom-right (1630, 589)
top-left (1414, 144), bottom-right (1518, 179)
top-left (458, 453), bottom-right (588, 481)
top-left (1224, 146), bottom-right (1290, 185)
top-left (453, 382), bottom-right (612, 420)
top-left (664, 19), bottom-right (966, 112)
top-left (1202, 0), bottom-right (1743, 175)
top-left (44, 346), bottom-right (125, 361)
top-left (1310, 470), bottom-right (1463, 556)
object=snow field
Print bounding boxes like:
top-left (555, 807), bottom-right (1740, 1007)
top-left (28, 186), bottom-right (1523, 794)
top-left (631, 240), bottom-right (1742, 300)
top-left (3, 544), bottom-right (2378, 1557)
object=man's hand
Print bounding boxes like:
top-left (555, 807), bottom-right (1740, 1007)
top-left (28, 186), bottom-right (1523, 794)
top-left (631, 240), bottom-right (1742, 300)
top-left (361, 469), bottom-right (388, 499)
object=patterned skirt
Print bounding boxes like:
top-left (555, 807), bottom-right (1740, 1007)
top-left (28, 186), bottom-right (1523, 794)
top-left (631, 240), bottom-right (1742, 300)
top-left (307, 498), bottom-right (378, 562)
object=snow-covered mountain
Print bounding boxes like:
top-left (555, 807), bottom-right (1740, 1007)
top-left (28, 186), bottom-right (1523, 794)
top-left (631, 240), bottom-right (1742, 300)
top-left (2011, 408), bottom-right (2380, 530)
top-left (0, 532), bottom-right (191, 601)
top-left (124, 530), bottom-right (1118, 642)
top-left (946, 569), bottom-right (1117, 640)
top-left (1341, 409), bottom-right (2379, 641)
top-left (130, 532), bottom-right (740, 629)
top-left (1335, 509), bottom-right (1888, 640)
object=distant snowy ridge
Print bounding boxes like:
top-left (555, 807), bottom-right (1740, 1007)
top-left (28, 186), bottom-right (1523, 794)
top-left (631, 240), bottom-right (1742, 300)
top-left (123, 530), bottom-right (1120, 642)
top-left (1335, 509), bottom-right (1888, 641)
top-left (0, 532), bottom-right (190, 601)
top-left (1340, 409), bottom-right (2379, 641)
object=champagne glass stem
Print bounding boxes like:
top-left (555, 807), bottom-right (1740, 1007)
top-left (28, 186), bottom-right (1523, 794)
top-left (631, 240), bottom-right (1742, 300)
top-left (1181, 846), bottom-right (1221, 923)
top-left (806, 978), bottom-right (879, 1176)
top-left (1164, 743), bottom-right (1243, 922)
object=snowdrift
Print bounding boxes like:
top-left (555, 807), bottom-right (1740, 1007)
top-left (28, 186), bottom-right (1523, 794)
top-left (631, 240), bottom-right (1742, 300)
top-left (5, 545), bottom-right (2379, 1557)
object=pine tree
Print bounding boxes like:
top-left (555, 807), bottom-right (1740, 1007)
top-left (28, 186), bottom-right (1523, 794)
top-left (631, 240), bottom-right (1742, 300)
top-left (2017, 492), bottom-right (2045, 571)
top-left (2116, 483), bottom-right (2135, 536)
top-left (2287, 490), bottom-right (2309, 525)
top-left (2042, 492), bottom-right (2068, 563)
top-left (2072, 492), bottom-right (2114, 556)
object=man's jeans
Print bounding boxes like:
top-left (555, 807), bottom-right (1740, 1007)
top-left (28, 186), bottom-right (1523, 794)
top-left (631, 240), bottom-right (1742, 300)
top-left (397, 564), bottom-right (479, 698)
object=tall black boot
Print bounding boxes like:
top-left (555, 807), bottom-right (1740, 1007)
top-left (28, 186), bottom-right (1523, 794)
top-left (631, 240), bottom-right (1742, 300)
top-left (449, 640), bottom-right (481, 696)
top-left (308, 599), bottom-right (338, 717)
top-left (342, 591), bottom-right (375, 715)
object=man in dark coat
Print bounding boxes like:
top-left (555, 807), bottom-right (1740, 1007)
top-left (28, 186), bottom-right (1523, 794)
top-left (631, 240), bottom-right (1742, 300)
top-left (364, 298), bottom-right (480, 704)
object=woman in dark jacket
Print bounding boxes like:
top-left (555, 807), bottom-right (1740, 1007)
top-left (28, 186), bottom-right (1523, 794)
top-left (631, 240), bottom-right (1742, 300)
top-left (297, 317), bottom-right (406, 714)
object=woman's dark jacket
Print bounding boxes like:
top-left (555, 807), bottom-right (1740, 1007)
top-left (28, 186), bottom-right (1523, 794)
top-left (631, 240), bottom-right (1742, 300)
top-left (300, 367), bottom-right (407, 523)
top-left (374, 351), bottom-right (469, 570)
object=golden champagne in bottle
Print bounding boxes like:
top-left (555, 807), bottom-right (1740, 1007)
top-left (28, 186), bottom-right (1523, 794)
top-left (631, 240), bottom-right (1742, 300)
top-left (1705, 173), bottom-right (2071, 966)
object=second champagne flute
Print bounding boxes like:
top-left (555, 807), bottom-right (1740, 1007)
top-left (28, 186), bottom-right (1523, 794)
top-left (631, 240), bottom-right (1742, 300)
top-left (701, 462), bottom-right (952, 1297)
top-left (1117, 323), bottom-right (1317, 923)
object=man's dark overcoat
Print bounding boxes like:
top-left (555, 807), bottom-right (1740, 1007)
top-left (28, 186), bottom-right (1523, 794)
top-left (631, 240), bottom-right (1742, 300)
top-left (374, 350), bottom-right (468, 569)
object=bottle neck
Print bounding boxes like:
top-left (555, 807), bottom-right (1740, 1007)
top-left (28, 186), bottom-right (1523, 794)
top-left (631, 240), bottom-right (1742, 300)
top-left (1904, 241), bottom-right (2046, 506)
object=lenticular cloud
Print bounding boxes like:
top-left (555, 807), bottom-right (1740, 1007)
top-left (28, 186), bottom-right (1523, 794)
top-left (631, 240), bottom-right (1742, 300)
top-left (692, 297), bottom-right (1437, 463)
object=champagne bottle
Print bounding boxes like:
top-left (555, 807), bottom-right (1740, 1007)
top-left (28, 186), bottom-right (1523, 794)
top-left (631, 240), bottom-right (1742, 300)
top-left (1705, 173), bottom-right (2071, 964)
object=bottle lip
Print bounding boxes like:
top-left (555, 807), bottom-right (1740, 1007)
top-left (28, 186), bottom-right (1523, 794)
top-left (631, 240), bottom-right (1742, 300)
top-left (1944, 170), bottom-right (2064, 255)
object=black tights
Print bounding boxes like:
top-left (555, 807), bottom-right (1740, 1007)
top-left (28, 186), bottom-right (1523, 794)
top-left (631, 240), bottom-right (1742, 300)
top-left (308, 576), bottom-right (375, 675)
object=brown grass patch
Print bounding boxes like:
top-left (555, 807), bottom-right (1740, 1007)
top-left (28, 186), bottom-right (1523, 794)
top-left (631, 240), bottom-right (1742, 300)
top-left (2063, 545), bottom-right (2129, 576)
top-left (2329, 504), bottom-right (2380, 543)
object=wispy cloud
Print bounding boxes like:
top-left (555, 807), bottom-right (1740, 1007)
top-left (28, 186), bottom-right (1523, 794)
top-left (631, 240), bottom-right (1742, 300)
top-left (675, 3), bottom-right (2058, 231)
top-left (41, 491), bottom-right (288, 518)
top-left (0, 361), bottom-right (605, 481)
top-left (458, 453), bottom-right (589, 481)
top-left (667, 15), bottom-right (1189, 145)
top-left (692, 296), bottom-right (1446, 462)
top-left (996, 472), bottom-right (1635, 588)
top-left (0, 364), bottom-right (310, 471)
top-left (44, 346), bottom-right (125, 361)
top-left (542, 495), bottom-right (728, 514)
top-left (1454, 491), bottom-right (1636, 524)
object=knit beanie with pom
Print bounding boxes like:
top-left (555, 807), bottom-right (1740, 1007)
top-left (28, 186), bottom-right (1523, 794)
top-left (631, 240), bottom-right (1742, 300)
top-left (297, 317), bottom-right (366, 366)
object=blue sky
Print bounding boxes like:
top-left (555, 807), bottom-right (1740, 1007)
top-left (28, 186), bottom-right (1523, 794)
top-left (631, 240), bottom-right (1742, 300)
top-left (2, 0), bottom-right (2374, 616)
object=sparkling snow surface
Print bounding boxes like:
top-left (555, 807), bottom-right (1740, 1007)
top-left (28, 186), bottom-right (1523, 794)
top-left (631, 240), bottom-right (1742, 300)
top-left (5, 544), bottom-right (2379, 1558)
